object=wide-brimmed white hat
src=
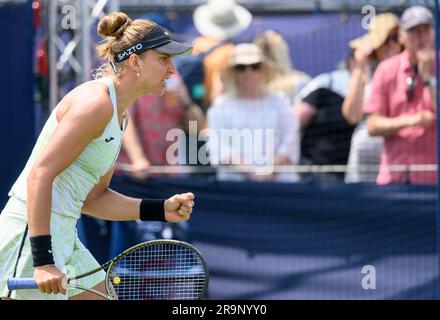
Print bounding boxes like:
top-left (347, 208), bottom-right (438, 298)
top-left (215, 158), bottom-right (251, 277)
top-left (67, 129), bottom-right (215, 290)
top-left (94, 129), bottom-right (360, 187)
top-left (193, 0), bottom-right (253, 40)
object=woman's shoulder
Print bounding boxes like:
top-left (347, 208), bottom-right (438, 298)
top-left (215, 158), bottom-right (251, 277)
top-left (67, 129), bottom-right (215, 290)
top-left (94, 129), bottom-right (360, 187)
top-left (73, 79), bottom-right (113, 104)
top-left (210, 93), bottom-right (233, 107)
top-left (58, 80), bottom-right (114, 122)
top-left (267, 91), bottom-right (291, 106)
top-left (207, 94), bottom-right (236, 117)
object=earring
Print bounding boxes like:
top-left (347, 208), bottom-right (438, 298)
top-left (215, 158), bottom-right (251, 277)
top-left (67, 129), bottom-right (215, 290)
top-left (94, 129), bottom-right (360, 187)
top-left (136, 72), bottom-right (140, 77)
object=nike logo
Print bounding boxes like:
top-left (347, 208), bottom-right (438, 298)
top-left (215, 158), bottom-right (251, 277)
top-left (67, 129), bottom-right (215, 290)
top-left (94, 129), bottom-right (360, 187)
top-left (48, 250), bottom-right (53, 254)
top-left (105, 137), bottom-right (115, 143)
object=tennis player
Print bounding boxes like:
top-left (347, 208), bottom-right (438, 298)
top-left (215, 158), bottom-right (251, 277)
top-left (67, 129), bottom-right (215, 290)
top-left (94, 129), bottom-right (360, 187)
top-left (0, 12), bottom-right (195, 300)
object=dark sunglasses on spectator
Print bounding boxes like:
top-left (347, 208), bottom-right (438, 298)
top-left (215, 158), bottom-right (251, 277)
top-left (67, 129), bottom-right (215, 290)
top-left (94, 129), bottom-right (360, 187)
top-left (385, 33), bottom-right (399, 45)
top-left (233, 63), bottom-right (262, 72)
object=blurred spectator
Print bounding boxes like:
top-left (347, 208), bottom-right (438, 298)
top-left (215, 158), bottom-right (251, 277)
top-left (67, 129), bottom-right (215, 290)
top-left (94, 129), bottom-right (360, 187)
top-left (180, 0), bottom-right (253, 110)
top-left (293, 55), bottom-right (355, 182)
top-left (207, 43), bottom-right (300, 182)
top-left (344, 13), bottom-right (402, 183)
top-left (254, 30), bottom-right (311, 103)
top-left (365, 6), bottom-right (437, 185)
top-left (117, 73), bottom-right (205, 180)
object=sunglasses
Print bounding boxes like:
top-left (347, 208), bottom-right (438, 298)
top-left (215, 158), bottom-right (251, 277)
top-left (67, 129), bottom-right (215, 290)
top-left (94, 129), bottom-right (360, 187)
top-left (233, 63), bottom-right (262, 72)
top-left (385, 33), bottom-right (399, 45)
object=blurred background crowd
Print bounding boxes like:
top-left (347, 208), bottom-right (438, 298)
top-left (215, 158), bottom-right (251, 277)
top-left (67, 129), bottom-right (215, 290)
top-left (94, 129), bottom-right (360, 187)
top-left (1, 0), bottom-right (440, 299)
top-left (12, 0), bottom-right (438, 186)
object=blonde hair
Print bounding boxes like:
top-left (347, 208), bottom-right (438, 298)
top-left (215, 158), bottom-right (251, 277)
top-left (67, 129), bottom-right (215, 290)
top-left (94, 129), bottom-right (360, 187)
top-left (254, 30), bottom-right (311, 100)
top-left (94, 12), bottom-right (156, 78)
top-left (254, 30), bottom-right (292, 75)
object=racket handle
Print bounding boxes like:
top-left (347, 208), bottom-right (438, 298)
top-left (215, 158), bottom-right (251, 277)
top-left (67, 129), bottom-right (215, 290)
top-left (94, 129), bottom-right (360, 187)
top-left (7, 278), bottom-right (38, 290)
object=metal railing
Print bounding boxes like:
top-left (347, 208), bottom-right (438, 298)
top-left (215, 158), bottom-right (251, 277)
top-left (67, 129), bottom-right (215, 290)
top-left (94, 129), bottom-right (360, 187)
top-left (116, 163), bottom-right (438, 174)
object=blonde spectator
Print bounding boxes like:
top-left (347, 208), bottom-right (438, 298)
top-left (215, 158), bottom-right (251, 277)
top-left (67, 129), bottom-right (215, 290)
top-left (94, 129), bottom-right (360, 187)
top-left (207, 43), bottom-right (300, 182)
top-left (254, 30), bottom-right (311, 103)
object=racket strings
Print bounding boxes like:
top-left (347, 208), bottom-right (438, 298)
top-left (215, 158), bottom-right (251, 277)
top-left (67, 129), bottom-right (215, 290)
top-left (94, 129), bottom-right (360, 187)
top-left (108, 242), bottom-right (206, 300)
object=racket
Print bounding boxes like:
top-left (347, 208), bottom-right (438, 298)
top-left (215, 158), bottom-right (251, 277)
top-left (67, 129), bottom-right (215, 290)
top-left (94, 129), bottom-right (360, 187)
top-left (8, 239), bottom-right (208, 300)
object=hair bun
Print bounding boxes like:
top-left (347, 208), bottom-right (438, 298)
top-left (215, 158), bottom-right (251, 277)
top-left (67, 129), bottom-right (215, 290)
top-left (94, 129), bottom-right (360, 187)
top-left (98, 12), bottom-right (132, 38)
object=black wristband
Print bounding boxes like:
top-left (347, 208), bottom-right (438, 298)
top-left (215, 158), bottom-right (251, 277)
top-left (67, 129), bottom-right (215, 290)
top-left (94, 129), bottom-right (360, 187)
top-left (30, 235), bottom-right (55, 267)
top-left (140, 199), bottom-right (166, 221)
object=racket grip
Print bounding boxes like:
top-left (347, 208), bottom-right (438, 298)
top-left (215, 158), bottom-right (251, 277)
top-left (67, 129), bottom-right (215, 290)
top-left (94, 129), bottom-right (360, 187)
top-left (7, 278), bottom-right (38, 290)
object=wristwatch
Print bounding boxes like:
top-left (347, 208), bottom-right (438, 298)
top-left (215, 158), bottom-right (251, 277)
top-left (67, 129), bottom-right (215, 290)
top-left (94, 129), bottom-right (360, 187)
top-left (423, 77), bottom-right (437, 87)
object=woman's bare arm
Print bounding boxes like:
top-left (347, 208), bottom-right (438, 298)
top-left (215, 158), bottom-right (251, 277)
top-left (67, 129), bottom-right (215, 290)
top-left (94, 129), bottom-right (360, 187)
top-left (82, 167), bottom-right (141, 221)
top-left (82, 166), bottom-right (194, 223)
top-left (27, 93), bottom-right (113, 236)
top-left (342, 66), bottom-right (368, 125)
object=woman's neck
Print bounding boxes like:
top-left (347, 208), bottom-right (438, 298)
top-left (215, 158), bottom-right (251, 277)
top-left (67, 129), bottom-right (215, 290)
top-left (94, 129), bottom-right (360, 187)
top-left (237, 86), bottom-right (266, 99)
top-left (111, 75), bottom-right (141, 114)
top-left (238, 93), bottom-right (265, 99)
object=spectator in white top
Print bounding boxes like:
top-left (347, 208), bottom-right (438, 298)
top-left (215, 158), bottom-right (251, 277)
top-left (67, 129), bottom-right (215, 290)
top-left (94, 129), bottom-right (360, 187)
top-left (207, 43), bottom-right (300, 182)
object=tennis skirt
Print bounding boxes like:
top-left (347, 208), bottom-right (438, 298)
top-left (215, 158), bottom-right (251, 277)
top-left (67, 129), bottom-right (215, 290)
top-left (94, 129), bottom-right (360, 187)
top-left (0, 196), bottom-right (105, 300)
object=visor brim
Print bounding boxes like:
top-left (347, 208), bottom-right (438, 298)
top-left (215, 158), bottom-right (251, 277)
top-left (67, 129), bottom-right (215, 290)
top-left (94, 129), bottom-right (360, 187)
top-left (155, 41), bottom-right (193, 56)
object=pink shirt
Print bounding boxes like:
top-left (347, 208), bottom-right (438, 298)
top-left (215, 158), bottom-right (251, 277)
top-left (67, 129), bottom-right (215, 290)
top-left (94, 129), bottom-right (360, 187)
top-left (116, 92), bottom-right (187, 178)
top-left (364, 50), bottom-right (437, 185)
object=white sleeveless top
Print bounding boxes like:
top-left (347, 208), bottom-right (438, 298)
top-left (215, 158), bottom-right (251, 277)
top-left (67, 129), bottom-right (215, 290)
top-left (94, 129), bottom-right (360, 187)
top-left (9, 77), bottom-right (126, 219)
